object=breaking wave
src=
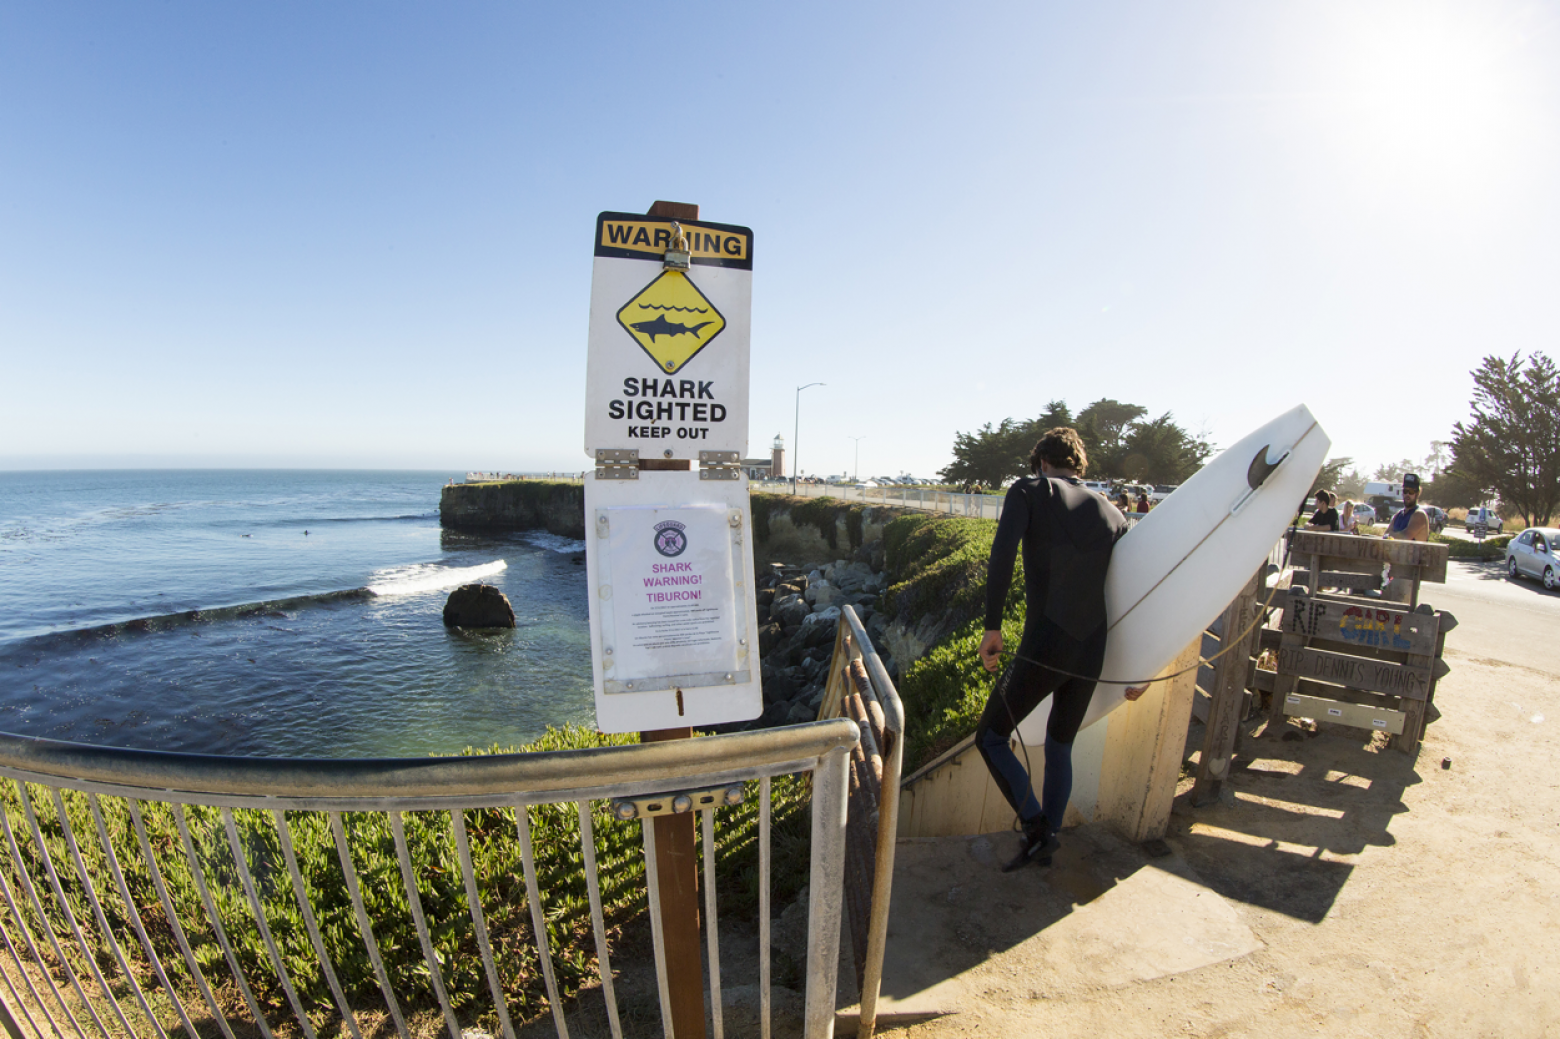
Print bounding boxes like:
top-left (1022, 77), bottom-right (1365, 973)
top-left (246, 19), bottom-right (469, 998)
top-left (367, 560), bottom-right (507, 597)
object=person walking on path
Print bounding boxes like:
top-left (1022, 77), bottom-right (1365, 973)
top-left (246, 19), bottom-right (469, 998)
top-left (975, 428), bottom-right (1133, 872)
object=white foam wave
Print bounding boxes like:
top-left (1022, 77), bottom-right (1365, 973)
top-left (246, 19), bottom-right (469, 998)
top-left (520, 531), bottom-right (587, 554)
top-left (368, 560), bottom-right (507, 597)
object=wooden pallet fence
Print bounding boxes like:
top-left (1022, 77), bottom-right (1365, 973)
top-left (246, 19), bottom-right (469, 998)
top-left (1287, 529), bottom-right (1448, 605)
top-left (1258, 586), bottom-right (1455, 753)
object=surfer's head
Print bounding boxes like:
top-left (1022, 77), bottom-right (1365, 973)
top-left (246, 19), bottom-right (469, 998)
top-left (1030, 427), bottom-right (1087, 476)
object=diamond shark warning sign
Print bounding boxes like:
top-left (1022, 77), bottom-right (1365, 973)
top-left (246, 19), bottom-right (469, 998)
top-left (616, 270), bottom-right (726, 375)
top-left (585, 210), bottom-right (752, 460)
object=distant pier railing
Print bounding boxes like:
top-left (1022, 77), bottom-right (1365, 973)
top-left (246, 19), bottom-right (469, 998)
top-left (464, 472), bottom-right (587, 484)
top-left (0, 721), bottom-right (859, 1039)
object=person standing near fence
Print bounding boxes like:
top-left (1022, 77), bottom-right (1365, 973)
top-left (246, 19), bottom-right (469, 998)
top-left (1382, 473), bottom-right (1430, 602)
top-left (974, 428), bottom-right (1134, 872)
top-left (1306, 490), bottom-right (1339, 531)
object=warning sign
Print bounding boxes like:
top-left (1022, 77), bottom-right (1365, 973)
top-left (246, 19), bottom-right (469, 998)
top-left (616, 270), bottom-right (726, 375)
top-left (596, 216), bottom-right (752, 269)
top-left (585, 211), bottom-right (753, 460)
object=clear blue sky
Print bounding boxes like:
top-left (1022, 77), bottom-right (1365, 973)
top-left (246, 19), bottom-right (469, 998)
top-left (3, 2), bottom-right (1557, 480)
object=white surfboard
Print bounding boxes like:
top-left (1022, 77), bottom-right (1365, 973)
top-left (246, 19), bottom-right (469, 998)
top-left (1018, 403), bottom-right (1330, 743)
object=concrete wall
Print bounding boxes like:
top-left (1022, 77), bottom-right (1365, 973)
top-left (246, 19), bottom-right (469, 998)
top-left (897, 638), bottom-right (1201, 843)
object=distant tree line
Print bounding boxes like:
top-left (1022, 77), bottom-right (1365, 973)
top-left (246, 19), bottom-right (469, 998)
top-left (938, 399), bottom-right (1212, 488)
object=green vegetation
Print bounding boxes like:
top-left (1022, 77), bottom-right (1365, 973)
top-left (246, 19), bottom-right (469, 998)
top-left (0, 726), bottom-right (813, 1035)
top-left (751, 494), bottom-right (869, 554)
top-left (883, 515), bottom-right (1024, 773)
top-left (1439, 532), bottom-right (1512, 560)
top-left (750, 492), bottom-right (773, 542)
top-left (896, 615), bottom-right (1018, 773)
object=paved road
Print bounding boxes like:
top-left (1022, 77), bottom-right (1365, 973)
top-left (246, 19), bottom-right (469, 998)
top-left (1424, 558), bottom-right (1558, 676)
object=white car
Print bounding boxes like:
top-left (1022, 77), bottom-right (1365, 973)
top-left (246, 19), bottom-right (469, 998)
top-left (1507, 528), bottom-right (1560, 590)
top-left (1467, 506), bottom-right (1504, 534)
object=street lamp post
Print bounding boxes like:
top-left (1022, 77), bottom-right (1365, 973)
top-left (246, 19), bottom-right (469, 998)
top-left (793, 382), bottom-right (824, 495)
top-left (849, 436), bottom-right (867, 482)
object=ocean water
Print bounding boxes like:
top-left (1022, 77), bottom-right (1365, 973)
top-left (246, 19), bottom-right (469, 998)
top-left (0, 470), bottom-right (593, 758)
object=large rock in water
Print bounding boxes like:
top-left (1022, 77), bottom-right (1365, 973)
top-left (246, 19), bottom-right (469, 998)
top-left (443, 584), bottom-right (515, 628)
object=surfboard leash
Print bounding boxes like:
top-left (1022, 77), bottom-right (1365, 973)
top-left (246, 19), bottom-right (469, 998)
top-left (995, 517), bottom-right (1300, 688)
top-left (999, 575), bottom-right (1284, 686)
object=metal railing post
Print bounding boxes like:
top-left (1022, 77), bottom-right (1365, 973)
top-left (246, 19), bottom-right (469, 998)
top-left (803, 744), bottom-right (851, 1039)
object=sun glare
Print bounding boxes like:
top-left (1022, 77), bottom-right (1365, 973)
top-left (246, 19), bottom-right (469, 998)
top-left (1320, 3), bottom-right (1553, 206)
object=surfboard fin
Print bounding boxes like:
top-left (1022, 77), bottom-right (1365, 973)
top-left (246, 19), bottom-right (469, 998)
top-left (1246, 444), bottom-right (1290, 490)
top-left (1231, 443), bottom-right (1292, 515)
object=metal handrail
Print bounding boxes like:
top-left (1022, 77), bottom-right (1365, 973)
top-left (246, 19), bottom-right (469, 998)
top-left (820, 605), bottom-right (904, 1039)
top-left (0, 719), bottom-right (860, 1039)
top-left (0, 723), bottom-right (855, 804)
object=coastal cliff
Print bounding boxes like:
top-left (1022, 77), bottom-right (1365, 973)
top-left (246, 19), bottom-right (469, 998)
top-left (439, 480), bottom-right (586, 539)
top-left (438, 483), bottom-right (999, 759)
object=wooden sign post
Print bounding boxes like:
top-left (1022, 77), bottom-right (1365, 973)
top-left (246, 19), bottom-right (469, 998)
top-left (1192, 566), bottom-right (1265, 805)
top-left (582, 199), bottom-right (768, 1038)
top-left (639, 200), bottom-right (710, 1039)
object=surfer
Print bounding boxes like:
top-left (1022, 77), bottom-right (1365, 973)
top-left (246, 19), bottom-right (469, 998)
top-left (975, 427), bottom-right (1132, 872)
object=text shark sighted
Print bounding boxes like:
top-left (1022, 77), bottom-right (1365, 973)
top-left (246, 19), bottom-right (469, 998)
top-left (605, 377), bottom-right (729, 440)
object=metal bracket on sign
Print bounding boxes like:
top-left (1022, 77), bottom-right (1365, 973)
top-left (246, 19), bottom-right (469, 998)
top-left (611, 783), bottom-right (746, 821)
top-left (663, 222), bottom-right (691, 271)
top-left (699, 449), bottom-right (742, 481)
top-left (596, 448), bottom-right (639, 480)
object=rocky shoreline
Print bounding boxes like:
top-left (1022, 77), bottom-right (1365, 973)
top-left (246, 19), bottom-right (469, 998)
top-left (747, 554), bottom-right (894, 730)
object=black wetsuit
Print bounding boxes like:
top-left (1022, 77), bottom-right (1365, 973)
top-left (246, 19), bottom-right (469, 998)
top-left (976, 475), bottom-right (1129, 829)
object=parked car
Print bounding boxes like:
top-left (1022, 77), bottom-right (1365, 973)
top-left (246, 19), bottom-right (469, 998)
top-left (1349, 501), bottom-right (1376, 524)
top-left (1466, 506), bottom-right (1504, 534)
top-left (1422, 506), bottom-right (1448, 534)
top-left (1507, 528), bottom-right (1560, 590)
top-left (1149, 484), bottom-right (1180, 504)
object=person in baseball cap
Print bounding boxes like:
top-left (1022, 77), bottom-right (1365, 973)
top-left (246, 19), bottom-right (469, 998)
top-left (1382, 473), bottom-right (1429, 602)
top-left (1387, 475), bottom-right (1426, 537)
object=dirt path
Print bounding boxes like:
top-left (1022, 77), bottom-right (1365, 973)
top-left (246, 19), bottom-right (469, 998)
top-left (879, 595), bottom-right (1560, 1038)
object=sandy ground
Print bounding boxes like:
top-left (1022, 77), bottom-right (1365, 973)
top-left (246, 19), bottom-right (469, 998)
top-left (866, 561), bottom-right (1560, 1039)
